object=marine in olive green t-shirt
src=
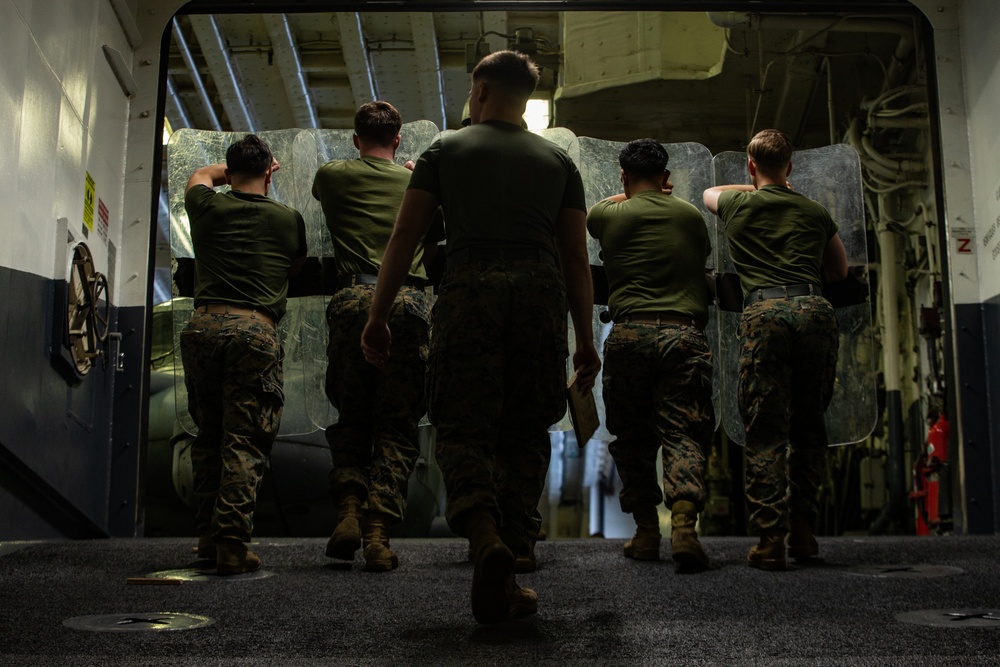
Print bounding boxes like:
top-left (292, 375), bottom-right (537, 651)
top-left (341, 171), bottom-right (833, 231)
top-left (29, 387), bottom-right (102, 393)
top-left (312, 156), bottom-right (427, 280)
top-left (407, 120), bottom-right (586, 257)
top-left (185, 185), bottom-right (307, 323)
top-left (717, 184), bottom-right (837, 295)
top-left (587, 190), bottom-right (711, 327)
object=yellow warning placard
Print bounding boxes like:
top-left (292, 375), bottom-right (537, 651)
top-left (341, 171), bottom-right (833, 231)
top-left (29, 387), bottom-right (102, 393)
top-left (83, 172), bottom-right (95, 232)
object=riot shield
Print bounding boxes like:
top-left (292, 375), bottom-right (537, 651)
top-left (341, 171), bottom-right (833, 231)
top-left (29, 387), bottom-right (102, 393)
top-left (165, 128), bottom-right (315, 436)
top-left (533, 128), bottom-right (588, 435)
top-left (712, 144), bottom-right (875, 446)
top-left (566, 137), bottom-right (717, 442)
top-left (293, 120), bottom-right (442, 259)
top-left (291, 121), bottom-right (441, 429)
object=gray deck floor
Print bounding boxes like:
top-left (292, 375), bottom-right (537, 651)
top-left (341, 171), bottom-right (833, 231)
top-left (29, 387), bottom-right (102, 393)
top-left (1, 535), bottom-right (998, 665)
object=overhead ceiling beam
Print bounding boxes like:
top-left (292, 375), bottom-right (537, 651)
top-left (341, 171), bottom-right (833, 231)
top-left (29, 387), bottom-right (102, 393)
top-left (772, 31), bottom-right (830, 143)
top-left (171, 19), bottom-right (221, 131)
top-left (409, 13), bottom-right (447, 128)
top-left (482, 11), bottom-right (509, 54)
top-left (335, 12), bottom-right (377, 108)
top-left (299, 51), bottom-right (348, 74)
top-left (319, 114), bottom-right (358, 128)
top-left (188, 15), bottom-right (258, 132)
top-left (263, 14), bottom-right (320, 129)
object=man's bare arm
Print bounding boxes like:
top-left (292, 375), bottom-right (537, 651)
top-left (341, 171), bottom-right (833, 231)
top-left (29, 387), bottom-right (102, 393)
top-left (823, 233), bottom-right (849, 282)
top-left (555, 207), bottom-right (601, 392)
top-left (186, 164), bottom-right (228, 194)
top-left (361, 188), bottom-right (439, 366)
top-left (703, 184), bottom-right (755, 215)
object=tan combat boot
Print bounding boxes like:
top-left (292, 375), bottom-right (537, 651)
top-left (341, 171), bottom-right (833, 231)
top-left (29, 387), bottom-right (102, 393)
top-left (362, 512), bottom-right (399, 572)
top-left (466, 510), bottom-right (514, 624)
top-left (623, 506), bottom-right (661, 561)
top-left (787, 514), bottom-right (819, 562)
top-left (747, 530), bottom-right (787, 571)
top-left (194, 534), bottom-right (216, 560)
top-left (216, 539), bottom-right (261, 575)
top-left (326, 492), bottom-right (363, 560)
top-left (506, 575), bottom-right (538, 619)
top-left (669, 500), bottom-right (709, 572)
top-left (514, 543), bottom-right (537, 573)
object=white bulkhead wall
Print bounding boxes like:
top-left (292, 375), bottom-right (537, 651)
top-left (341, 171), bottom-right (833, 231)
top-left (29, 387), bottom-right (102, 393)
top-left (0, 0), bottom-right (133, 293)
top-left (121, 0), bottom-right (188, 310)
top-left (958, 0), bottom-right (1000, 300)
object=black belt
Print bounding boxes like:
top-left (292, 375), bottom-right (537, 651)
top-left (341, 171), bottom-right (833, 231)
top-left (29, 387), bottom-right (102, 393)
top-left (743, 283), bottom-right (822, 307)
top-left (620, 312), bottom-right (700, 329)
top-left (196, 304), bottom-right (275, 328)
top-left (336, 273), bottom-right (425, 290)
top-left (447, 246), bottom-right (559, 267)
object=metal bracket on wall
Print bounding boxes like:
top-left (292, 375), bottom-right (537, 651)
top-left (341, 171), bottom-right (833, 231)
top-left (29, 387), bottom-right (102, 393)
top-left (107, 332), bottom-right (125, 373)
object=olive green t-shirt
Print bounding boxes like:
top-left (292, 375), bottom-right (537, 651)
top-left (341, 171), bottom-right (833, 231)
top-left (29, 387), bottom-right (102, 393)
top-left (407, 120), bottom-right (586, 258)
top-left (185, 185), bottom-right (307, 323)
top-left (717, 184), bottom-right (837, 295)
top-left (587, 191), bottom-right (711, 326)
top-left (312, 156), bottom-right (427, 280)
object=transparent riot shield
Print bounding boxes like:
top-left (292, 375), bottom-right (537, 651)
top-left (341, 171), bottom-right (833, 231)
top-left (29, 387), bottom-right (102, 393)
top-left (712, 144), bottom-right (876, 446)
top-left (165, 128), bottom-right (316, 436)
top-left (565, 137), bottom-right (716, 442)
top-left (291, 121), bottom-right (441, 430)
top-left (535, 127), bottom-right (584, 436)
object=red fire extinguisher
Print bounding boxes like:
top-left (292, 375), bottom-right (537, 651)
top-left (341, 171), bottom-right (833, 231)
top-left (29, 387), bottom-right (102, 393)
top-left (911, 412), bottom-right (949, 535)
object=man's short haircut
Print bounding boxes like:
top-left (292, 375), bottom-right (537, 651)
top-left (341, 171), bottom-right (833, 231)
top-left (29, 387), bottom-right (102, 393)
top-left (472, 50), bottom-right (539, 100)
top-left (747, 129), bottom-right (793, 171)
top-left (619, 138), bottom-right (669, 179)
top-left (226, 134), bottom-right (273, 177)
top-left (355, 100), bottom-right (402, 146)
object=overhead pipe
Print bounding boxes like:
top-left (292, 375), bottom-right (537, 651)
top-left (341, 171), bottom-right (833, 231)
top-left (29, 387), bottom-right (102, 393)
top-left (172, 19), bottom-right (221, 131)
top-left (164, 75), bottom-right (192, 130)
top-left (847, 118), bottom-right (927, 184)
top-left (709, 12), bottom-right (916, 130)
top-left (869, 197), bottom-right (909, 535)
top-left (868, 117), bottom-right (929, 130)
top-left (707, 12), bottom-right (913, 43)
top-left (263, 14), bottom-right (320, 129)
top-left (860, 133), bottom-right (925, 173)
top-left (865, 84), bottom-right (927, 123)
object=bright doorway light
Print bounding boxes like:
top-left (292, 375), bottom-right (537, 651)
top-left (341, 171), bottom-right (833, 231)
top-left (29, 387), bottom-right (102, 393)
top-left (523, 99), bottom-right (551, 131)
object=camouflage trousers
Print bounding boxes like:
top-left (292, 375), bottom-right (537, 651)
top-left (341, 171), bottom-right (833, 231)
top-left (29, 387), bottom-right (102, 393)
top-left (180, 311), bottom-right (284, 543)
top-left (325, 284), bottom-right (430, 521)
top-left (428, 260), bottom-right (568, 557)
top-left (738, 296), bottom-right (838, 534)
top-left (602, 322), bottom-right (714, 513)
